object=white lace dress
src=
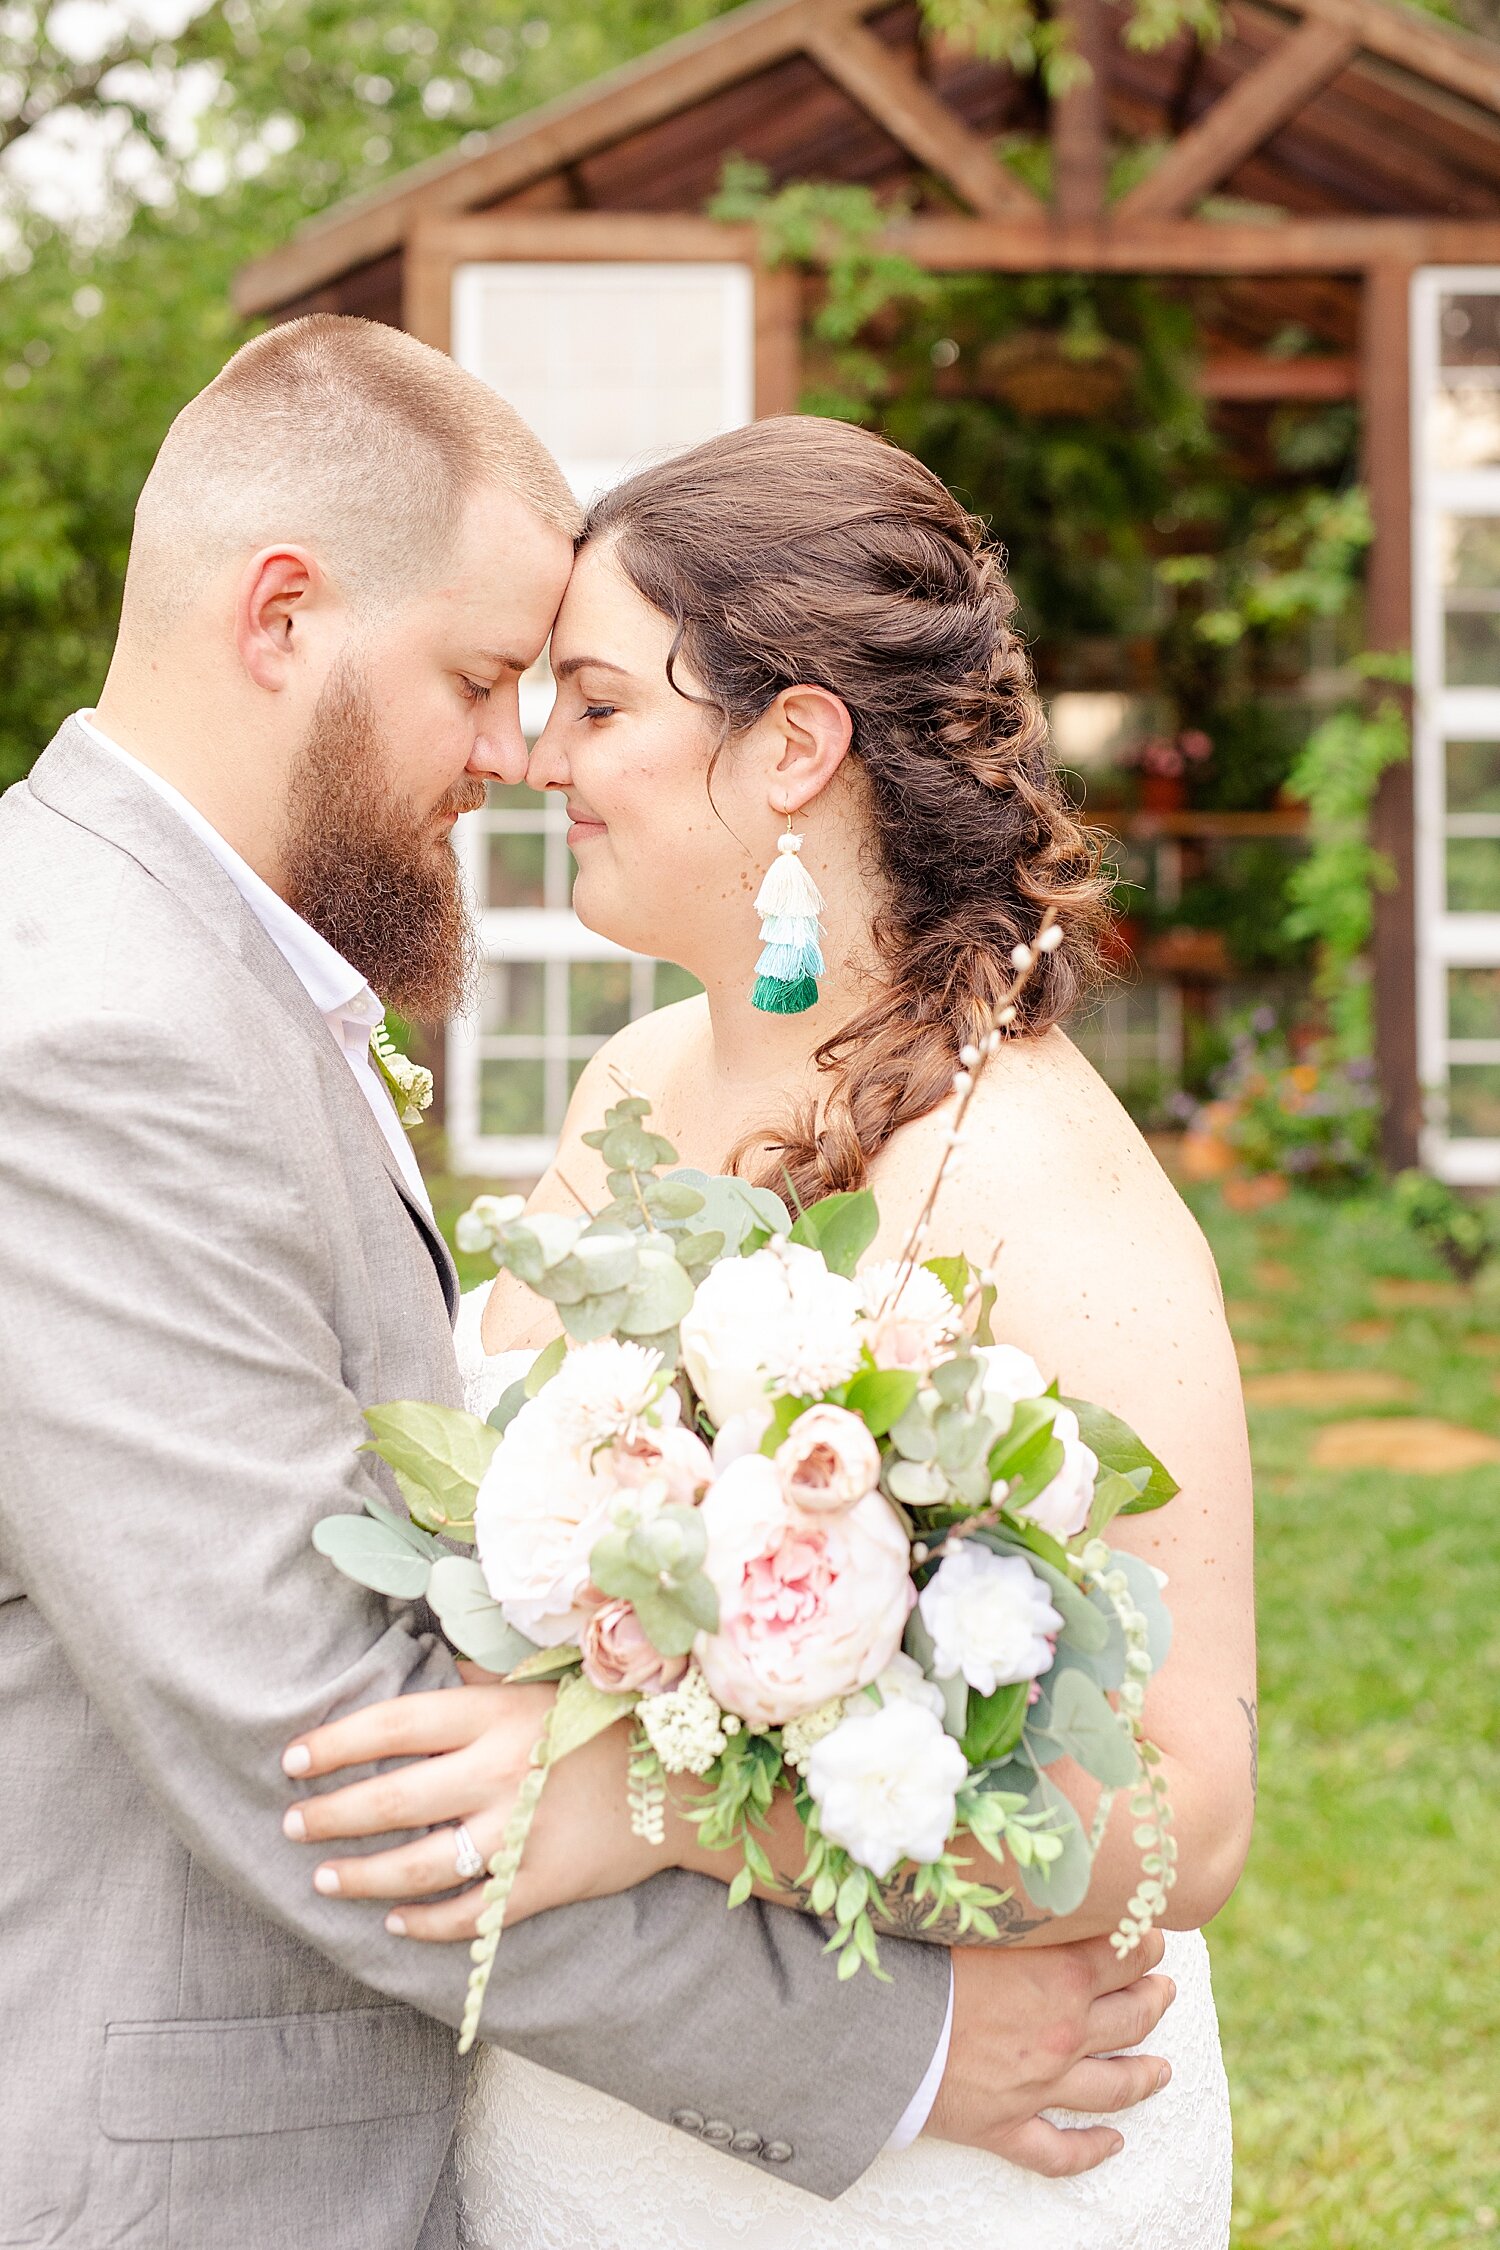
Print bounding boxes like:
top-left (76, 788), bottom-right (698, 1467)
top-left (453, 1294), bottom-right (1233, 2250)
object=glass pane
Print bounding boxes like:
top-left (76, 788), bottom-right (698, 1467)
top-left (654, 961), bottom-right (705, 1009)
top-left (1448, 966), bottom-right (1500, 1041)
top-left (486, 782), bottom-right (542, 813)
top-left (480, 1058), bottom-right (546, 1138)
top-left (1443, 611), bottom-right (1500, 687)
top-left (1439, 293), bottom-right (1500, 368)
top-left (1447, 1062), bottom-right (1500, 1138)
top-left (569, 960), bottom-right (634, 1038)
top-left (1427, 389), bottom-right (1500, 472)
top-left (1443, 517), bottom-right (1500, 589)
top-left (486, 832), bottom-right (547, 908)
top-left (1446, 741), bottom-right (1500, 815)
top-left (1446, 838), bottom-right (1500, 910)
top-left (479, 960), bottom-right (546, 1036)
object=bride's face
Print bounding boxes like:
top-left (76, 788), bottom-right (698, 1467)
top-left (528, 541), bottom-right (782, 973)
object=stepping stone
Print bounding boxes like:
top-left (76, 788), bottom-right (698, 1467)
top-left (1252, 1259), bottom-right (1298, 1292)
top-left (1222, 1174), bottom-right (1288, 1211)
top-left (1464, 1335), bottom-right (1500, 1357)
top-left (1341, 1319), bottom-right (1396, 1346)
top-left (1235, 1340), bottom-right (1265, 1368)
top-left (1311, 1418), bottom-right (1500, 1472)
top-left (1372, 1278), bottom-right (1468, 1310)
top-left (1244, 1370), bottom-right (1415, 1409)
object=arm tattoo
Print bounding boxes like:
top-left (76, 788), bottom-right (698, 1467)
top-left (777, 1861), bottom-right (1051, 1945)
top-left (1239, 1695), bottom-right (1259, 1800)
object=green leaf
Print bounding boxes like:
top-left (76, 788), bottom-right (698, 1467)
top-left (1016, 1767), bottom-right (1092, 1915)
top-left (361, 1401), bottom-right (499, 1535)
top-left (1086, 1465), bottom-right (1151, 1540)
top-left (618, 1252), bottom-right (695, 1337)
top-left (507, 1644), bottom-right (582, 1682)
top-left (923, 1255), bottom-right (970, 1306)
top-left (312, 1514), bottom-right (434, 1600)
top-left (961, 1678), bottom-right (1029, 1765)
top-left (1060, 1397), bottom-right (1180, 1513)
top-left (886, 1457), bottom-right (949, 1507)
top-left (1039, 1666), bottom-right (1140, 1788)
top-left (560, 1288), bottom-right (631, 1342)
top-left (835, 1866), bottom-right (869, 1925)
top-left (726, 1865), bottom-right (754, 1909)
top-left (1001, 1435), bottom-right (1066, 1516)
top-left (788, 1189), bottom-right (879, 1277)
top-left (588, 1529), bottom-right (657, 1605)
top-left (663, 1171), bottom-right (791, 1252)
top-left (759, 1393), bottom-right (814, 1455)
top-left (671, 1570), bottom-right (720, 1634)
top-left (600, 1122), bottom-right (662, 1172)
top-left (572, 1233), bottom-right (641, 1294)
top-left (842, 1367), bottom-right (919, 1436)
top-left (525, 1336), bottom-right (567, 1397)
top-left (529, 1252), bottom-right (589, 1306)
top-left (987, 1396), bottom-right (1059, 1482)
top-left (632, 1588), bottom-right (703, 1659)
top-left (643, 1178), bottom-right (705, 1221)
top-left (487, 1379), bottom-right (528, 1436)
top-left (426, 1557), bottom-right (537, 1673)
top-left (888, 1394), bottom-right (938, 1461)
top-left (930, 1354), bottom-right (979, 1409)
top-left (359, 1496), bottom-right (444, 1559)
top-left (549, 1672), bottom-right (634, 1760)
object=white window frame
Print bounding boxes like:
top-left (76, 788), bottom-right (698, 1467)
top-left (1413, 268), bottom-right (1500, 1182)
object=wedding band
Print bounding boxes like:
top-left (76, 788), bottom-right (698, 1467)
top-left (451, 1824), bottom-right (486, 1882)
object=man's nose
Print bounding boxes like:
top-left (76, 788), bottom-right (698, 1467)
top-left (468, 710), bottom-right (529, 788)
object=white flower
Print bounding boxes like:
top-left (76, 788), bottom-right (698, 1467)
top-left (871, 1650), bottom-right (947, 1720)
top-left (454, 1193), bottom-right (526, 1254)
top-left (975, 1343), bottom-right (1049, 1435)
top-left (680, 1240), bottom-right (863, 1429)
top-left (806, 1698), bottom-right (968, 1877)
top-left (780, 1697), bottom-right (849, 1773)
top-left (858, 1261), bottom-right (962, 1375)
top-left (637, 1663), bottom-right (729, 1776)
top-left (1011, 1405), bottom-right (1099, 1542)
top-left (711, 1406), bottom-right (774, 1471)
top-left (538, 1337), bottom-right (672, 1450)
top-left (917, 1542), bottom-right (1063, 1696)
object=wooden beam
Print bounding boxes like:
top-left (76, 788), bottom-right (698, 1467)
top-left (888, 212), bottom-right (1500, 270)
top-left (235, 0), bottom-right (874, 316)
top-left (1360, 260), bottom-right (1420, 1170)
top-left (408, 213), bottom-right (762, 266)
top-left (1051, 0), bottom-right (1111, 225)
top-left (1199, 349), bottom-right (1357, 396)
top-left (1284, 0), bottom-right (1500, 119)
top-left (804, 18), bottom-right (1044, 216)
top-left (754, 261), bottom-right (803, 413)
top-left (1117, 19), bottom-right (1356, 220)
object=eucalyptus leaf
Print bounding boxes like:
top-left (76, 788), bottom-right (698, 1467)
top-left (525, 1335), bottom-right (567, 1397)
top-left (936, 1406), bottom-right (991, 1476)
top-left (1016, 1767), bottom-right (1093, 1915)
top-left (675, 1229), bottom-right (726, 1272)
top-left (312, 1514), bottom-right (434, 1600)
top-left (572, 1233), bottom-right (642, 1294)
top-left (886, 1457), bottom-right (950, 1507)
top-left (560, 1288), bottom-right (631, 1342)
top-left (1108, 1548), bottom-right (1174, 1671)
top-left (361, 1401), bottom-right (499, 1535)
top-left (644, 1178), bottom-right (705, 1221)
top-left (1087, 1465), bottom-right (1152, 1541)
top-left (359, 1496), bottom-right (444, 1559)
top-left (632, 1588), bottom-right (702, 1659)
top-left (529, 1252), bottom-right (589, 1306)
top-left (930, 1354), bottom-right (979, 1409)
top-left (487, 1379), bottom-right (528, 1436)
top-left (889, 1395), bottom-right (938, 1462)
top-left (618, 1253), bottom-right (695, 1337)
top-left (549, 1672), bottom-right (634, 1759)
top-left (1041, 1667), bottom-right (1140, 1787)
top-left (600, 1122), bottom-right (661, 1173)
top-left (788, 1189), bottom-right (879, 1278)
top-left (672, 1570), bottom-right (720, 1634)
top-left (1060, 1397), bottom-right (1179, 1513)
top-left (506, 1643), bottom-right (581, 1682)
top-left (426, 1557), bottom-right (537, 1673)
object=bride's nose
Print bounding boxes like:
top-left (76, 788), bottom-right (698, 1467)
top-left (525, 716), bottom-right (570, 796)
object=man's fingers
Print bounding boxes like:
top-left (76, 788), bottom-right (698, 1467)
top-left (1046, 2053), bottom-right (1171, 2117)
top-left (1086, 1929), bottom-right (1166, 1995)
top-left (283, 1685), bottom-right (508, 1779)
top-left (1083, 1973), bottom-right (1176, 2058)
top-left (989, 2118), bottom-right (1127, 2180)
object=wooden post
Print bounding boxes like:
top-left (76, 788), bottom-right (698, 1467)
top-left (754, 263), bottom-right (802, 416)
top-left (1051, 0), bottom-right (1109, 226)
top-left (1361, 261), bottom-right (1420, 1170)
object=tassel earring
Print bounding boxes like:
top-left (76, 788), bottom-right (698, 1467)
top-left (751, 814), bottom-right (825, 1015)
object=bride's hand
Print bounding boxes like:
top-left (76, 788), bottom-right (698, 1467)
top-left (280, 1679), bottom-right (670, 1940)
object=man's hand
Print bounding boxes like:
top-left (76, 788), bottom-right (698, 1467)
top-left (925, 1934), bottom-right (1175, 2179)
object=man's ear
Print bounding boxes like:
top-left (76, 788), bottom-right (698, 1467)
top-left (769, 684), bottom-right (854, 814)
top-left (235, 546), bottom-right (320, 693)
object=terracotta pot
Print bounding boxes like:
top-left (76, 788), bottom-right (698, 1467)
top-left (1143, 927), bottom-right (1232, 980)
top-left (1138, 772), bottom-right (1188, 812)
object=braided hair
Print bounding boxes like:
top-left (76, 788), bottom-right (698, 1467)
top-left (581, 417), bottom-right (1111, 1206)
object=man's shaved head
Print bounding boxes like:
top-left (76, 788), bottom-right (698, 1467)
top-left (124, 312), bottom-right (580, 639)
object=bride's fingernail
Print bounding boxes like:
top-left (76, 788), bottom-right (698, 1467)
top-left (313, 1866), bottom-right (341, 1895)
top-left (386, 1913), bottom-right (407, 1937)
top-left (283, 1744), bottom-right (312, 1777)
top-left (282, 1806), bottom-right (307, 1841)
top-left (1157, 2063), bottom-right (1172, 2090)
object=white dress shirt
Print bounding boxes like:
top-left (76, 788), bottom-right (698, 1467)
top-left (77, 710), bottom-right (953, 2140)
top-left (75, 712), bottom-right (432, 1213)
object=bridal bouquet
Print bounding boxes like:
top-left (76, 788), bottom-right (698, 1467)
top-left (315, 926), bottom-right (1179, 2052)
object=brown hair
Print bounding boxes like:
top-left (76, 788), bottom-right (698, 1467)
top-left (126, 314), bottom-right (580, 641)
top-left (583, 416), bottom-right (1110, 1208)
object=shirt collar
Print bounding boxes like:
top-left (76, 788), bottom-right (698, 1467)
top-left (74, 711), bottom-right (379, 1026)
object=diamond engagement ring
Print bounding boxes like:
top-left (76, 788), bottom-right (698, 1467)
top-left (451, 1824), bottom-right (486, 1882)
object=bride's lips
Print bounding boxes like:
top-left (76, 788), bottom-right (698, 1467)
top-left (566, 802), bottom-right (607, 849)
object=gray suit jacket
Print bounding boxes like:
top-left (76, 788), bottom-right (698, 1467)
top-left (0, 722), bottom-right (947, 2250)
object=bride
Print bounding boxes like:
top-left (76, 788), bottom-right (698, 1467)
top-left (310, 417), bottom-right (1253, 2248)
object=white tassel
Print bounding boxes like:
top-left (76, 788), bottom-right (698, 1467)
top-left (754, 832), bottom-right (825, 921)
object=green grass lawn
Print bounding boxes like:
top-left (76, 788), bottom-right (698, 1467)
top-left (1189, 1186), bottom-right (1500, 2248)
top-left (429, 1149), bottom-right (1499, 2244)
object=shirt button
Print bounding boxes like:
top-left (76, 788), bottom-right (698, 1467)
top-left (762, 2141), bottom-right (794, 2164)
top-left (669, 2110), bottom-right (704, 2135)
top-left (700, 2119), bottom-right (734, 2147)
top-left (730, 2130), bottom-right (763, 2155)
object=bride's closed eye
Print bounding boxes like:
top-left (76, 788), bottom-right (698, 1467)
top-left (581, 703), bottom-right (616, 723)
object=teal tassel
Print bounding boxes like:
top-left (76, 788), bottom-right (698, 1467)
top-left (760, 913), bottom-right (820, 946)
top-left (752, 974), bottom-right (820, 1015)
top-left (755, 936), bottom-right (825, 981)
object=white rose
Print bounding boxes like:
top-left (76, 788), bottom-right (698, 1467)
top-left (473, 1406), bottom-right (618, 1646)
top-left (1012, 1406), bottom-right (1099, 1542)
top-left (857, 1260), bottom-right (961, 1375)
top-left (680, 1240), bottom-right (864, 1430)
top-left (806, 1697), bottom-right (968, 1877)
top-left (975, 1343), bottom-right (1048, 1436)
top-left (871, 1649), bottom-right (947, 1720)
top-left (774, 1403), bottom-right (881, 1516)
top-left (917, 1542), bottom-right (1064, 1696)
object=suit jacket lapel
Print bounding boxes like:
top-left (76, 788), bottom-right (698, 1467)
top-left (26, 720), bottom-right (460, 1320)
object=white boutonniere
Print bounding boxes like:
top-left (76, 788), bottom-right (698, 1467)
top-left (370, 1024), bottom-right (434, 1130)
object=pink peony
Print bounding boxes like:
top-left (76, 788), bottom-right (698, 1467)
top-left (775, 1404), bottom-right (882, 1517)
top-left (579, 1596), bottom-right (689, 1697)
top-left (695, 1454), bottom-right (914, 1728)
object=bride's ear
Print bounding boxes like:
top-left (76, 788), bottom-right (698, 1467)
top-left (768, 683), bottom-right (854, 813)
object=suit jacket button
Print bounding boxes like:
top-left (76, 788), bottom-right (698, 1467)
top-left (762, 2140), bottom-right (794, 2164)
top-left (700, 2119), bottom-right (734, 2147)
top-left (670, 2110), bottom-right (704, 2134)
top-left (731, 2130), bottom-right (763, 2155)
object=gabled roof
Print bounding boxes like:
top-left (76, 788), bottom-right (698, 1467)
top-left (236, 0), bottom-right (1500, 317)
